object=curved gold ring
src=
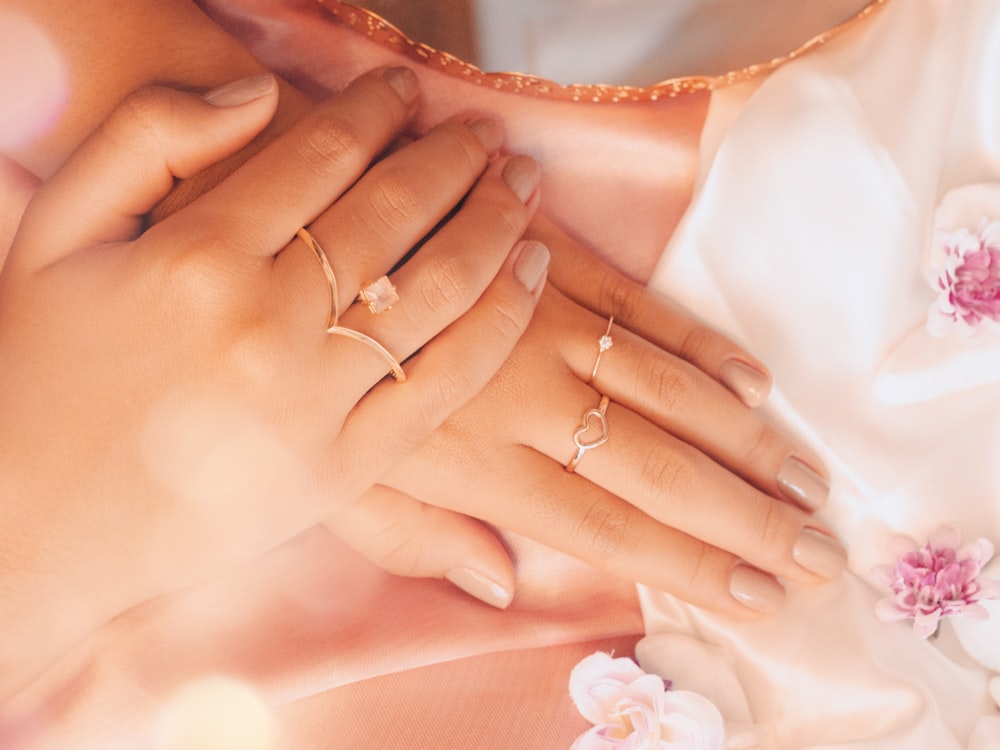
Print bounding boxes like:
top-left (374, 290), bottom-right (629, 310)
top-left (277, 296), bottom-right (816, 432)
top-left (589, 315), bottom-right (614, 385)
top-left (565, 394), bottom-right (610, 473)
top-left (296, 227), bottom-right (341, 328)
top-left (328, 325), bottom-right (406, 382)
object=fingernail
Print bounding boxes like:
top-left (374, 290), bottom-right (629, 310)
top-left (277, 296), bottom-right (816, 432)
top-left (465, 116), bottom-right (503, 153)
top-left (793, 528), bottom-right (848, 579)
top-left (445, 568), bottom-right (512, 609)
top-left (729, 565), bottom-right (785, 615)
top-left (203, 74), bottom-right (276, 107)
top-left (777, 456), bottom-right (830, 511)
top-left (513, 240), bottom-right (550, 294)
top-left (502, 155), bottom-right (540, 203)
top-left (719, 358), bottom-right (771, 407)
top-left (383, 66), bottom-right (419, 104)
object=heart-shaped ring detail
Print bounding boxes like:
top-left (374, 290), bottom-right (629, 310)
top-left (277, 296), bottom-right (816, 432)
top-left (573, 408), bottom-right (609, 451)
top-left (566, 395), bottom-right (611, 473)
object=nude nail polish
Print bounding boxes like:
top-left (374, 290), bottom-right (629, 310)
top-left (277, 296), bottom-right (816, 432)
top-left (777, 456), bottom-right (830, 511)
top-left (718, 358), bottom-right (771, 407)
top-left (729, 565), bottom-right (785, 614)
top-left (383, 66), bottom-right (419, 103)
top-left (513, 240), bottom-right (550, 294)
top-left (793, 528), bottom-right (848, 579)
top-left (445, 568), bottom-right (513, 609)
top-left (502, 155), bottom-right (540, 203)
top-left (203, 74), bottom-right (276, 107)
top-left (465, 117), bottom-right (503, 153)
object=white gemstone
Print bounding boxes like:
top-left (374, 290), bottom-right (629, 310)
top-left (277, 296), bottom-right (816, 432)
top-left (360, 276), bottom-right (399, 313)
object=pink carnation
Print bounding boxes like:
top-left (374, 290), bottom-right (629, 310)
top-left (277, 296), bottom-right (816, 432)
top-left (927, 184), bottom-right (1000, 338)
top-left (873, 525), bottom-right (1000, 638)
top-left (568, 652), bottom-right (725, 750)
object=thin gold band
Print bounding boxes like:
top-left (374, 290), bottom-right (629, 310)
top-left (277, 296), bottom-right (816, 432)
top-left (328, 325), bottom-right (407, 382)
top-left (297, 227), bottom-right (341, 328)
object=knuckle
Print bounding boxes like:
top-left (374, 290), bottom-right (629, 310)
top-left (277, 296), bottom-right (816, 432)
top-left (466, 195), bottom-right (527, 247)
top-left (296, 113), bottom-right (365, 174)
top-left (638, 443), bottom-right (693, 505)
top-left (482, 296), bottom-right (530, 352)
top-left (104, 87), bottom-right (171, 152)
top-left (365, 173), bottom-right (421, 235)
top-left (418, 255), bottom-right (473, 310)
top-left (425, 366), bottom-right (471, 410)
top-left (224, 326), bottom-right (279, 393)
top-left (596, 273), bottom-right (642, 326)
top-left (636, 350), bottom-right (694, 414)
top-left (680, 542), bottom-right (713, 590)
top-left (575, 498), bottom-right (632, 560)
top-left (744, 424), bottom-right (782, 469)
top-left (677, 324), bottom-right (719, 367)
top-left (440, 122), bottom-right (487, 172)
top-left (753, 497), bottom-right (789, 556)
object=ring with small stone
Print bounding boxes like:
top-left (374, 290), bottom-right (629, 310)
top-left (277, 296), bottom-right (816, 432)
top-left (357, 275), bottom-right (399, 314)
top-left (589, 315), bottom-right (614, 385)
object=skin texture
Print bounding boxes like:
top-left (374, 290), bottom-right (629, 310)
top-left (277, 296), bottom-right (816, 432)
top-left (0, 71), bottom-right (544, 698)
top-left (0, 0), bottom-right (847, 679)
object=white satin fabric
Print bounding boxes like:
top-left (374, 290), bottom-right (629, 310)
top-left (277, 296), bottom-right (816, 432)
top-left (641, 0), bottom-right (1000, 747)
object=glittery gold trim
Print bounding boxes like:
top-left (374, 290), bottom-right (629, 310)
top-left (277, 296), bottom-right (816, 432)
top-left (316, 0), bottom-right (889, 103)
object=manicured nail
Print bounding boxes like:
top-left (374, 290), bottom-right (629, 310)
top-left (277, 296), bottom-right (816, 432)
top-left (513, 240), bottom-right (550, 294)
top-left (203, 74), bottom-right (276, 107)
top-left (793, 528), bottom-right (848, 579)
top-left (777, 456), bottom-right (830, 511)
top-left (465, 116), bottom-right (503, 153)
top-left (719, 358), bottom-right (771, 407)
top-left (445, 568), bottom-right (512, 609)
top-left (502, 155), bottom-right (540, 203)
top-left (383, 66), bottom-right (419, 104)
top-left (729, 565), bottom-right (785, 615)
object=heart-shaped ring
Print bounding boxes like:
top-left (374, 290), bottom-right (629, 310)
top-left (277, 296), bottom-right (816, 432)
top-left (566, 395), bottom-right (611, 473)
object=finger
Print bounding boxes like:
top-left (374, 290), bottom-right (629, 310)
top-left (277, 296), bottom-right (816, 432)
top-left (174, 66), bottom-right (421, 259)
top-left (522, 380), bottom-right (847, 586)
top-left (12, 77), bottom-right (278, 273)
top-left (316, 155), bottom-right (541, 397)
top-left (530, 213), bottom-right (774, 407)
top-left (561, 302), bottom-right (830, 511)
top-left (322, 485), bottom-right (515, 609)
top-left (390, 442), bottom-right (785, 619)
top-left (0, 155), bottom-right (38, 268)
top-left (271, 116), bottom-right (511, 332)
top-left (324, 239), bottom-right (549, 498)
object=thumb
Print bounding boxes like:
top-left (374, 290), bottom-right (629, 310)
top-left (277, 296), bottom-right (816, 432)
top-left (324, 485), bottom-right (516, 609)
top-left (11, 75), bottom-right (278, 273)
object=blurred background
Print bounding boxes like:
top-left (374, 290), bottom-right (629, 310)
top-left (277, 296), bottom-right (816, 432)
top-left (350, 0), bottom-right (872, 87)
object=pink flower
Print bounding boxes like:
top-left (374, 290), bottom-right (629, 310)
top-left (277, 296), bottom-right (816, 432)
top-left (568, 652), bottom-right (725, 750)
top-left (927, 184), bottom-right (1000, 338)
top-left (873, 525), bottom-right (1000, 638)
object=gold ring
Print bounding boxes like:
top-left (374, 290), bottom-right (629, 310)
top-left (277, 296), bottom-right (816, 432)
top-left (357, 275), bottom-right (399, 314)
top-left (328, 325), bottom-right (406, 382)
top-left (565, 394), bottom-right (610, 473)
top-left (589, 315), bottom-right (614, 385)
top-left (296, 227), bottom-right (340, 328)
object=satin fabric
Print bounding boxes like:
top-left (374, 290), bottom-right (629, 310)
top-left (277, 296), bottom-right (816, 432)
top-left (643, 0), bottom-right (1000, 746)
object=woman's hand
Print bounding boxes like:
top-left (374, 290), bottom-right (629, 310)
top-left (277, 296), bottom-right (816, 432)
top-left (324, 218), bottom-right (846, 617)
top-left (0, 69), bottom-right (545, 697)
